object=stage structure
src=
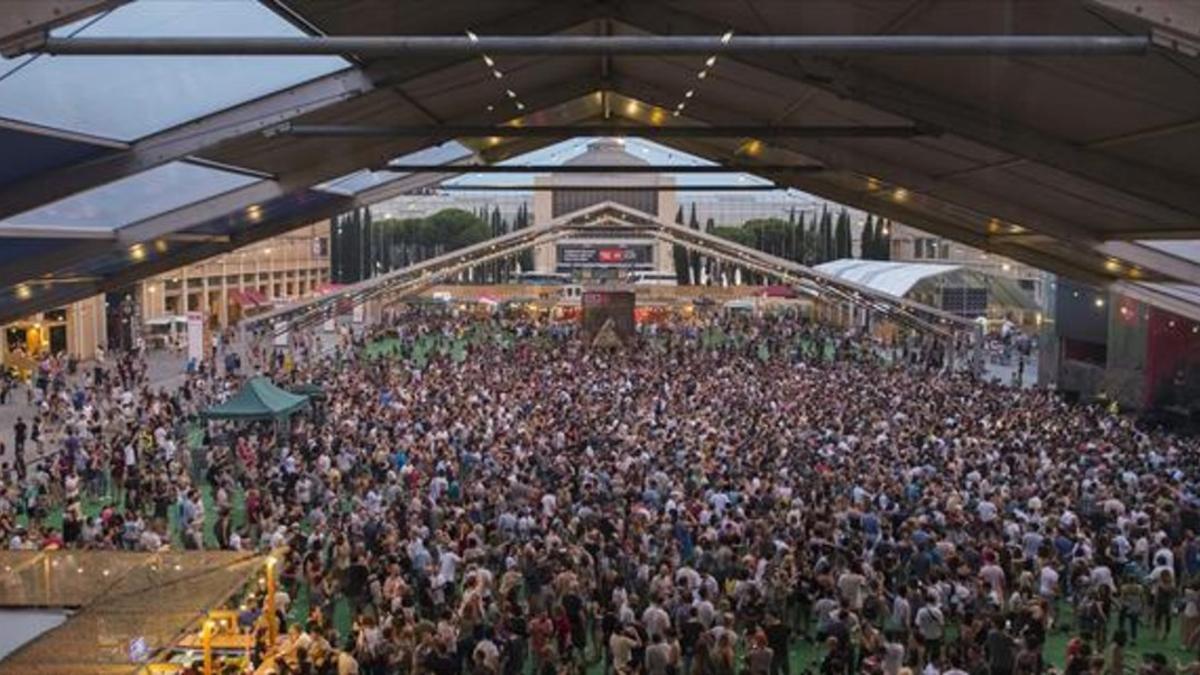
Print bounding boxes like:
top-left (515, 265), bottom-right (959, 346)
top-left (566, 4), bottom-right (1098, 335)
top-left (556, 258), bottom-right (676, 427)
top-left (249, 200), bottom-right (979, 341)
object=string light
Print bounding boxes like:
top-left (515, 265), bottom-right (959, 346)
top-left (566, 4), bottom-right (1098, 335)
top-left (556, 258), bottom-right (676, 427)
top-left (482, 55), bottom-right (494, 67)
top-left (465, 30), bottom-right (479, 43)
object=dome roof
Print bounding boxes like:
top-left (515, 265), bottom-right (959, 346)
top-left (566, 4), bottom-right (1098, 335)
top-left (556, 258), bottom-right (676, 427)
top-left (562, 139), bottom-right (649, 167)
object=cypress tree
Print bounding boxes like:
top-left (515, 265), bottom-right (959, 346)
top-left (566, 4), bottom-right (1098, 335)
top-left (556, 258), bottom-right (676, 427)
top-left (688, 203), bottom-right (702, 285)
top-left (787, 206), bottom-right (797, 262)
top-left (819, 207), bottom-right (832, 264)
top-left (672, 205), bottom-right (690, 285)
top-left (835, 208), bottom-right (850, 259)
top-left (793, 211), bottom-right (804, 262)
top-left (861, 215), bottom-right (875, 260)
top-left (516, 203), bottom-right (534, 272)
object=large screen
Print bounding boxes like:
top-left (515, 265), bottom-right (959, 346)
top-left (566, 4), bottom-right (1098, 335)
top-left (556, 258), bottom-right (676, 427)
top-left (557, 243), bottom-right (653, 267)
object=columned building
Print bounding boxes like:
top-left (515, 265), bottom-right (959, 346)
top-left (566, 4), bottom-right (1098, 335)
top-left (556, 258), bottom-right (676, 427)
top-left (1, 222), bottom-right (331, 367)
top-left (531, 139), bottom-right (676, 281)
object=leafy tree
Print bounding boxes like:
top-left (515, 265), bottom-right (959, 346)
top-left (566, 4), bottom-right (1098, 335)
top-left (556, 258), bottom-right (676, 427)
top-left (741, 218), bottom-right (791, 258)
top-left (711, 226), bottom-right (754, 247)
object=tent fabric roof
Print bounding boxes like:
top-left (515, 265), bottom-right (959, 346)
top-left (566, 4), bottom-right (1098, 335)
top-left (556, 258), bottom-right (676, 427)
top-left (0, 550), bottom-right (262, 675)
top-left (815, 258), bottom-right (1040, 312)
top-left (202, 376), bottom-right (308, 420)
top-left (3, 0), bottom-right (1200, 322)
top-left (815, 260), bottom-right (964, 298)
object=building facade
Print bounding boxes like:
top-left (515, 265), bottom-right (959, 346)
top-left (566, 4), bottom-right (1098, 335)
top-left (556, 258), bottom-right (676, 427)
top-left (1, 221), bottom-right (331, 366)
top-left (139, 221), bottom-right (331, 327)
top-left (530, 139), bottom-right (675, 280)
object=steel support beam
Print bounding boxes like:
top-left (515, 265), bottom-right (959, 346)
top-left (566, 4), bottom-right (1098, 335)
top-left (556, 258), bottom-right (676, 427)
top-left (0, 0), bottom-right (126, 56)
top-left (0, 238), bottom-right (115, 288)
top-left (612, 74), bottom-right (1200, 285)
top-left (1088, 0), bottom-right (1200, 56)
top-left (36, 34), bottom-right (1151, 57)
top-left (0, 76), bottom-right (602, 294)
top-left (380, 163), bottom-right (822, 174)
top-left (0, 159), bottom-right (478, 322)
top-left (1097, 241), bottom-right (1200, 285)
top-left (613, 7), bottom-right (1200, 225)
top-left (438, 184), bottom-right (777, 192)
top-left (279, 123), bottom-right (933, 139)
top-left (642, 134), bottom-right (1118, 286)
top-left (0, 68), bottom-right (375, 221)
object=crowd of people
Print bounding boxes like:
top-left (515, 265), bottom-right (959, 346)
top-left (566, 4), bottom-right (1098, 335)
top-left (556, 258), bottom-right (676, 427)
top-left (2, 309), bottom-right (1200, 675)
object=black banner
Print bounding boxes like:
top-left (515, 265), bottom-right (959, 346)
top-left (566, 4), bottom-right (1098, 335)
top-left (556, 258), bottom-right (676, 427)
top-left (557, 243), bottom-right (653, 266)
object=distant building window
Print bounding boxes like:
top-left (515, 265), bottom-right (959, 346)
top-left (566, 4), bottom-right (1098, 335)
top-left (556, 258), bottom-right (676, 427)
top-left (552, 188), bottom-right (658, 218)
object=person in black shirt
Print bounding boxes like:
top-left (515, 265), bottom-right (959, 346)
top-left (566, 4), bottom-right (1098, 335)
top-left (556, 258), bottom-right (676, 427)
top-left (763, 613), bottom-right (790, 675)
top-left (13, 417), bottom-right (25, 456)
top-left (680, 607), bottom-right (704, 675)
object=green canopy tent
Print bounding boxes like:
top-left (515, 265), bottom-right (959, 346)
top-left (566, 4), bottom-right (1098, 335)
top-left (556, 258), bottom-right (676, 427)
top-left (201, 376), bottom-right (309, 421)
top-left (289, 382), bottom-right (327, 401)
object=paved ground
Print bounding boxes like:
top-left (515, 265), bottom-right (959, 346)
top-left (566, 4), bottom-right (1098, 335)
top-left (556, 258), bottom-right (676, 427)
top-left (0, 347), bottom-right (189, 466)
top-left (982, 353), bottom-right (1039, 388)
